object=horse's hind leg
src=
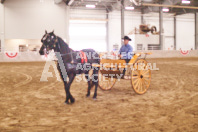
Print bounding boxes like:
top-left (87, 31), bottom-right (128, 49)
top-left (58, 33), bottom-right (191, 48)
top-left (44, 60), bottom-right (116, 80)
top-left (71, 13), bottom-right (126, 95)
top-left (85, 71), bottom-right (91, 97)
top-left (92, 69), bottom-right (99, 99)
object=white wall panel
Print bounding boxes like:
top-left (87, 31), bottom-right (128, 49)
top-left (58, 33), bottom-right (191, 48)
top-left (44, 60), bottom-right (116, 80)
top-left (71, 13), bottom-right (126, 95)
top-left (108, 11), bottom-right (121, 51)
top-left (164, 17), bottom-right (174, 50)
top-left (0, 4), bottom-right (2, 33)
top-left (69, 20), bottom-right (106, 52)
top-left (0, 4), bottom-right (5, 52)
top-left (4, 0), bottom-right (67, 39)
top-left (70, 9), bottom-right (106, 19)
top-left (69, 9), bottom-right (107, 52)
top-left (108, 11), bottom-right (142, 51)
top-left (176, 14), bottom-right (195, 50)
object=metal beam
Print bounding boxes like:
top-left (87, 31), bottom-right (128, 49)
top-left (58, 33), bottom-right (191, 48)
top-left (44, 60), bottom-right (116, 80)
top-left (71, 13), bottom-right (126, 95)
top-left (106, 9), bottom-right (109, 52)
top-left (159, 7), bottom-right (163, 50)
top-left (142, 3), bottom-right (198, 10)
top-left (121, 0), bottom-right (124, 44)
top-left (0, 3), bottom-right (5, 52)
top-left (174, 15), bottom-right (176, 50)
top-left (65, 6), bottom-right (70, 44)
top-left (195, 12), bottom-right (198, 50)
top-left (1, 0), bottom-right (6, 4)
top-left (141, 8), bottom-right (144, 24)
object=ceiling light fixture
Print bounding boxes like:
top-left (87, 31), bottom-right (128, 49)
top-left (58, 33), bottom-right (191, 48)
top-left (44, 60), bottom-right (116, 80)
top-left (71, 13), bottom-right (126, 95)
top-left (125, 7), bottom-right (135, 10)
top-left (162, 8), bottom-right (169, 12)
top-left (182, 0), bottom-right (191, 4)
top-left (86, 5), bottom-right (96, 8)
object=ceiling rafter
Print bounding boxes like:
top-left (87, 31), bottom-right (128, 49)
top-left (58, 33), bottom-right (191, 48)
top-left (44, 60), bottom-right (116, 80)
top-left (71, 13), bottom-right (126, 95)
top-left (1, 0), bottom-right (6, 4)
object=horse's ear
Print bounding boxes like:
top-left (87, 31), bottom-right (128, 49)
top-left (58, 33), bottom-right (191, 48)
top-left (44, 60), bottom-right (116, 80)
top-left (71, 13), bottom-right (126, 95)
top-left (52, 30), bottom-right (54, 34)
top-left (45, 30), bottom-right (47, 34)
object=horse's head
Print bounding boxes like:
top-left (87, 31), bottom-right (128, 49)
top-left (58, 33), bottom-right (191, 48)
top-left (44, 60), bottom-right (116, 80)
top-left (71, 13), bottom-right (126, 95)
top-left (39, 30), bottom-right (58, 55)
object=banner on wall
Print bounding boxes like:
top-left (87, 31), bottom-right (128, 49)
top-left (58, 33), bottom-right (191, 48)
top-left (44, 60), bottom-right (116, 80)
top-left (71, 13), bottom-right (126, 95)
top-left (180, 49), bottom-right (191, 56)
top-left (5, 52), bottom-right (18, 58)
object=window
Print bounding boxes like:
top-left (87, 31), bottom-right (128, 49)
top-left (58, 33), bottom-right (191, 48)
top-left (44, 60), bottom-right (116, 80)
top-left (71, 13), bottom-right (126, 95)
top-left (137, 44), bottom-right (143, 50)
top-left (148, 44), bottom-right (160, 50)
top-left (19, 45), bottom-right (28, 52)
top-left (69, 20), bottom-right (107, 52)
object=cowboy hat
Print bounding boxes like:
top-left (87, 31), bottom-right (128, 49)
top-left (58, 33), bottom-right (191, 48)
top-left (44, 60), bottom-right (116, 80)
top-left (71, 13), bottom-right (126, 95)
top-left (122, 36), bottom-right (132, 41)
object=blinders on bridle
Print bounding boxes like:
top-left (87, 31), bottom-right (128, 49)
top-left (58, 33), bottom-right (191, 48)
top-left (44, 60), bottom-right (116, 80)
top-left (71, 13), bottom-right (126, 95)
top-left (41, 33), bottom-right (58, 53)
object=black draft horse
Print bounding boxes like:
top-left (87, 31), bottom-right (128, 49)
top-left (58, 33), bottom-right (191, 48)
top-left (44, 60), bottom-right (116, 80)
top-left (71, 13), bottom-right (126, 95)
top-left (39, 30), bottom-right (100, 104)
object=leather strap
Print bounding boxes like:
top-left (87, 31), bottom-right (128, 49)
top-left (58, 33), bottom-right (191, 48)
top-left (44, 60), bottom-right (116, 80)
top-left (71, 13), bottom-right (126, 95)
top-left (79, 51), bottom-right (87, 63)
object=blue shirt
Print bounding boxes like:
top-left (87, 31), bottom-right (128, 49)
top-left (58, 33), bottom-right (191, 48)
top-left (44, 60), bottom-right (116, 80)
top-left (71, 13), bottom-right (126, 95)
top-left (119, 44), bottom-right (133, 59)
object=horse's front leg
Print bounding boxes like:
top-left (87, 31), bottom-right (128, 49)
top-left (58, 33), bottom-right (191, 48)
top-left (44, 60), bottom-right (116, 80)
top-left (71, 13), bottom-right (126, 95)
top-left (57, 65), bottom-right (70, 104)
top-left (63, 81), bottom-right (70, 104)
top-left (59, 76), bottom-right (70, 104)
top-left (65, 73), bottom-right (76, 104)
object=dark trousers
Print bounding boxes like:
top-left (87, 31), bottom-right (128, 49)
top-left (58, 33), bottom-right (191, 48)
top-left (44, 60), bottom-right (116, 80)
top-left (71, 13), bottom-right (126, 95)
top-left (122, 59), bottom-right (130, 76)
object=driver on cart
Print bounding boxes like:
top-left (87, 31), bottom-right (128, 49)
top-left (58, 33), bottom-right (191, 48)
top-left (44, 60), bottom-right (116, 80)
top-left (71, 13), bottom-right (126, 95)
top-left (118, 36), bottom-right (133, 79)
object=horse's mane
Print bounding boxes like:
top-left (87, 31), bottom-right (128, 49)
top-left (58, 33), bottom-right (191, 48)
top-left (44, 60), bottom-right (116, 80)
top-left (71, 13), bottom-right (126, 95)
top-left (57, 36), bottom-right (72, 53)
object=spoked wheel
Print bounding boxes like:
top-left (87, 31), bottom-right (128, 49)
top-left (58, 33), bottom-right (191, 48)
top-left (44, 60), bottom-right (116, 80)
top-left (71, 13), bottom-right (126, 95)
top-left (131, 59), bottom-right (151, 94)
top-left (98, 70), bottom-right (117, 91)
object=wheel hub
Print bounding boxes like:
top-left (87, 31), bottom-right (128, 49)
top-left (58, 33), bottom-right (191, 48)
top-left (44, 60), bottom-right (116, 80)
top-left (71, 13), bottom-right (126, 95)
top-left (140, 75), bottom-right (143, 78)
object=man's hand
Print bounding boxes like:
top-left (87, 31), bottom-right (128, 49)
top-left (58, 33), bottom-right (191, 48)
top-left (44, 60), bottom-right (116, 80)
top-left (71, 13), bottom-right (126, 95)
top-left (118, 54), bottom-right (122, 58)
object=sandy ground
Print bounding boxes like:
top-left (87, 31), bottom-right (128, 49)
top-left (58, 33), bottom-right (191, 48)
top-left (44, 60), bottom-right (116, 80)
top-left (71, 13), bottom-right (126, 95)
top-left (0, 58), bottom-right (198, 132)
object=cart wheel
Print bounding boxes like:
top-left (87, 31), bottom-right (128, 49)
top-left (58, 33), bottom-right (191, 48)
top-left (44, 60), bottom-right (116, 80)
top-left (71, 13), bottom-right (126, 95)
top-left (98, 70), bottom-right (117, 91)
top-left (131, 59), bottom-right (151, 94)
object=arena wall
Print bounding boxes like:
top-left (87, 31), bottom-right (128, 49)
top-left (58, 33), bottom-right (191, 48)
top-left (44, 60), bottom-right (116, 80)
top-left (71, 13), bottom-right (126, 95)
top-left (0, 50), bottom-right (197, 62)
top-left (136, 50), bottom-right (198, 58)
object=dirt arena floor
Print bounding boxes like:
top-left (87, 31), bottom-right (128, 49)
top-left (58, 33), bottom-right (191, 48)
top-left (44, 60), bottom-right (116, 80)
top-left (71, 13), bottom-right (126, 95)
top-left (0, 58), bottom-right (198, 132)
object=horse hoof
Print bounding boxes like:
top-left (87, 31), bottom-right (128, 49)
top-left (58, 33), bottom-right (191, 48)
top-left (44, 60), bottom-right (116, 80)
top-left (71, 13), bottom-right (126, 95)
top-left (70, 98), bottom-right (75, 104)
top-left (86, 94), bottom-right (90, 97)
top-left (93, 97), bottom-right (97, 100)
top-left (64, 101), bottom-right (69, 104)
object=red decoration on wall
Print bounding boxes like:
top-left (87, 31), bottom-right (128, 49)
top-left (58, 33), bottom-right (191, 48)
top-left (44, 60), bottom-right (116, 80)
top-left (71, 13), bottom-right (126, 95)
top-left (5, 52), bottom-right (18, 58)
top-left (180, 50), bottom-right (189, 55)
